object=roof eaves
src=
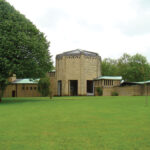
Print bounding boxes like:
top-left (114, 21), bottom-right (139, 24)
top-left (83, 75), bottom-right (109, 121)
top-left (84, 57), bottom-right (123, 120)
top-left (94, 76), bottom-right (122, 80)
top-left (12, 79), bottom-right (39, 84)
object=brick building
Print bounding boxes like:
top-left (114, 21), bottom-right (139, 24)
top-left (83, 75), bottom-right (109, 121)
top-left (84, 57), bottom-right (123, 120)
top-left (4, 49), bottom-right (150, 97)
top-left (3, 74), bottom-right (40, 97)
top-left (50, 49), bottom-right (101, 96)
top-left (3, 49), bottom-right (101, 97)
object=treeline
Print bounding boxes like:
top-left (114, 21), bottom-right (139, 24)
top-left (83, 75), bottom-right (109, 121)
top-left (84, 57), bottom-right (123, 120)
top-left (101, 53), bottom-right (150, 82)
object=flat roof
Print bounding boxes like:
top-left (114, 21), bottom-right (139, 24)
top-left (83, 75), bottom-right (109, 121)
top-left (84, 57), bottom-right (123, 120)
top-left (95, 76), bottom-right (122, 80)
top-left (134, 80), bottom-right (150, 84)
top-left (12, 79), bottom-right (39, 84)
top-left (121, 80), bottom-right (150, 85)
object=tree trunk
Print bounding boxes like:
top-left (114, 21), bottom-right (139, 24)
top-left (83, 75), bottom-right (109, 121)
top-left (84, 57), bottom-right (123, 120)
top-left (0, 92), bottom-right (2, 102)
top-left (49, 90), bottom-right (53, 99)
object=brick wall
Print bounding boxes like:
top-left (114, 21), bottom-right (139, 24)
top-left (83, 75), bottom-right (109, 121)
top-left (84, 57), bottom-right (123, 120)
top-left (3, 84), bottom-right (41, 97)
top-left (95, 84), bottom-right (150, 96)
top-left (56, 55), bottom-right (101, 96)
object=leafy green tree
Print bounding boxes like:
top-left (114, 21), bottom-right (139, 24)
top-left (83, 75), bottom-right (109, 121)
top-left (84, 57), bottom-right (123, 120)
top-left (0, 79), bottom-right (8, 102)
top-left (38, 77), bottom-right (51, 97)
top-left (102, 53), bottom-right (150, 82)
top-left (101, 58), bottom-right (118, 76)
top-left (117, 53), bottom-right (131, 81)
top-left (118, 53), bottom-right (150, 81)
top-left (128, 54), bottom-right (150, 81)
top-left (0, 0), bottom-right (53, 101)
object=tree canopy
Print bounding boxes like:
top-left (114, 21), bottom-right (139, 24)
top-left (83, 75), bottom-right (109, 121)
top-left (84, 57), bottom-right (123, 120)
top-left (101, 58), bottom-right (118, 76)
top-left (0, 0), bottom-right (53, 100)
top-left (101, 53), bottom-right (150, 82)
top-left (38, 77), bottom-right (50, 97)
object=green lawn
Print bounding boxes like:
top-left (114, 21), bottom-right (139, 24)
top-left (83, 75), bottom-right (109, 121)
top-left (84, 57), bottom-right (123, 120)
top-left (0, 96), bottom-right (150, 150)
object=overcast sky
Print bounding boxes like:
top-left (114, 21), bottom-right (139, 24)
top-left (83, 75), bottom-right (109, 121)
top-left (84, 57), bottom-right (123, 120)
top-left (6, 0), bottom-right (150, 62)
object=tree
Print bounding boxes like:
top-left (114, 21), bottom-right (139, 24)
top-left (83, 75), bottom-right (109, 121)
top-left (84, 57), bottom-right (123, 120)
top-left (118, 53), bottom-right (150, 82)
top-left (0, 79), bottom-right (8, 102)
top-left (38, 77), bottom-right (51, 97)
top-left (102, 53), bottom-right (150, 82)
top-left (128, 54), bottom-right (150, 81)
top-left (117, 53), bottom-right (131, 81)
top-left (101, 58), bottom-right (118, 76)
top-left (0, 0), bottom-right (53, 101)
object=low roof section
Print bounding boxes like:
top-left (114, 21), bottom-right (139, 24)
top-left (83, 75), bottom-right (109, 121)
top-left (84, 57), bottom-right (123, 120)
top-left (12, 79), bottom-right (39, 84)
top-left (121, 80), bottom-right (150, 86)
top-left (94, 76), bottom-right (122, 81)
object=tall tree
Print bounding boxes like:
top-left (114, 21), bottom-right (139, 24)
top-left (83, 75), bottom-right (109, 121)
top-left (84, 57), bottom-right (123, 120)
top-left (117, 53), bottom-right (131, 81)
top-left (102, 53), bottom-right (150, 82)
top-left (38, 77), bottom-right (51, 97)
top-left (0, 0), bottom-right (53, 101)
top-left (128, 54), bottom-right (150, 81)
top-left (101, 58), bottom-right (118, 76)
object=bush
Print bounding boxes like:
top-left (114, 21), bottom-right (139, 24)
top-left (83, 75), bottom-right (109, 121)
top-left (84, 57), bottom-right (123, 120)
top-left (111, 91), bottom-right (119, 96)
top-left (38, 77), bottom-right (50, 97)
top-left (96, 87), bottom-right (103, 96)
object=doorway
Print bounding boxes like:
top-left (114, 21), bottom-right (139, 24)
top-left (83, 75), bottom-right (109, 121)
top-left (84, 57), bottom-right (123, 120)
top-left (12, 90), bottom-right (16, 97)
top-left (87, 80), bottom-right (94, 95)
top-left (57, 80), bottom-right (62, 96)
top-left (70, 80), bottom-right (78, 96)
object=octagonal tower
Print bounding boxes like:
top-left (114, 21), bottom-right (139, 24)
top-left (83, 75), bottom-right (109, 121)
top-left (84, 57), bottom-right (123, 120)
top-left (56, 49), bottom-right (101, 96)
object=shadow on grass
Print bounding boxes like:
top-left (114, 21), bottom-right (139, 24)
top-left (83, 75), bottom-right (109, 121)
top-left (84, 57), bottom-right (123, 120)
top-left (0, 96), bottom-right (101, 105)
top-left (1, 98), bottom-right (52, 105)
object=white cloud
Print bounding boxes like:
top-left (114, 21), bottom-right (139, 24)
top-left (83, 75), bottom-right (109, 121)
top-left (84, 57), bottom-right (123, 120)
top-left (6, 0), bottom-right (150, 62)
top-left (118, 0), bottom-right (150, 36)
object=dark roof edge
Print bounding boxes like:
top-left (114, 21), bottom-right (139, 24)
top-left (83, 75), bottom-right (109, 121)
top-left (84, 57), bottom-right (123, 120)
top-left (56, 49), bottom-right (100, 59)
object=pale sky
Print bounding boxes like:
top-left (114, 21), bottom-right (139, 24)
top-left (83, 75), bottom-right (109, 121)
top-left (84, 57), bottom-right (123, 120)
top-left (6, 0), bottom-right (150, 62)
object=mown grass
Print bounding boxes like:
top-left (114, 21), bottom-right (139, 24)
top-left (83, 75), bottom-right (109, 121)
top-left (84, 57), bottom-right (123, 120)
top-left (0, 96), bottom-right (150, 150)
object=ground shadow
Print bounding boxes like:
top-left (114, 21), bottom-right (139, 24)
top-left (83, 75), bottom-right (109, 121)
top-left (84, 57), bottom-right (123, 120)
top-left (0, 99), bottom-right (52, 105)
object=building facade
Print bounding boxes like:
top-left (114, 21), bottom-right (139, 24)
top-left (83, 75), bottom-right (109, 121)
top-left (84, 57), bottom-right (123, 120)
top-left (3, 50), bottom-right (150, 97)
top-left (3, 49), bottom-right (101, 97)
top-left (3, 74), bottom-right (40, 97)
top-left (94, 76), bottom-right (122, 88)
top-left (53, 49), bottom-right (101, 96)
top-left (94, 76), bottom-right (150, 96)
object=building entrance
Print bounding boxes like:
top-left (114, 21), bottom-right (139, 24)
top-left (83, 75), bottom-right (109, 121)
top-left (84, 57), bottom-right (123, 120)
top-left (12, 90), bottom-right (16, 97)
top-left (57, 80), bottom-right (62, 96)
top-left (70, 80), bottom-right (78, 96)
top-left (87, 80), bottom-right (94, 95)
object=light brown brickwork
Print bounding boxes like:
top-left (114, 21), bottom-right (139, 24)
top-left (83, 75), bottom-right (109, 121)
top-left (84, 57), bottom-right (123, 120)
top-left (3, 49), bottom-right (150, 97)
top-left (3, 84), bottom-right (41, 97)
top-left (2, 49), bottom-right (101, 97)
top-left (94, 84), bottom-right (150, 96)
top-left (94, 79), bottom-right (121, 88)
top-left (55, 50), bottom-right (101, 96)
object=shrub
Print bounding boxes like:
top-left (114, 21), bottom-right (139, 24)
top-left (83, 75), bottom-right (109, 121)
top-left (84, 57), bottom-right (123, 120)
top-left (38, 77), bottom-right (50, 97)
top-left (96, 87), bottom-right (103, 96)
top-left (111, 91), bottom-right (119, 96)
